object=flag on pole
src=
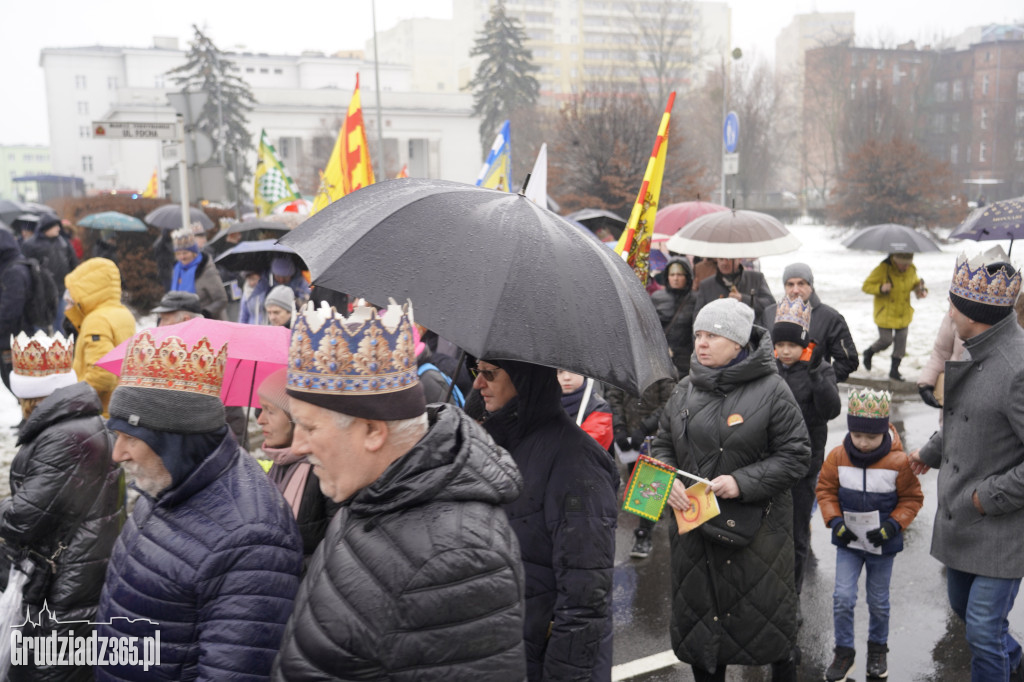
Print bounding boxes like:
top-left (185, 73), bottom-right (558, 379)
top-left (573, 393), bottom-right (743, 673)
top-left (311, 74), bottom-right (376, 215)
top-left (474, 120), bottom-right (511, 192)
top-left (622, 455), bottom-right (676, 521)
top-left (141, 169), bottom-right (159, 198)
top-left (253, 130), bottom-right (302, 216)
top-left (523, 143), bottom-right (547, 206)
top-left (615, 92), bottom-right (676, 285)
top-left (395, 164), bottom-right (408, 179)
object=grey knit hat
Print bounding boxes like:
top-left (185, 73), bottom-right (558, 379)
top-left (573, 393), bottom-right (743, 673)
top-left (782, 262), bottom-right (814, 287)
top-left (264, 285), bottom-right (295, 313)
top-left (693, 298), bottom-right (755, 347)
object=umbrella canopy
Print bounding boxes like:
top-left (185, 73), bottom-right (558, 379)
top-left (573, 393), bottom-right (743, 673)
top-left (665, 209), bottom-right (801, 258)
top-left (280, 178), bottom-right (674, 394)
top-left (210, 213), bottom-right (305, 244)
top-left (654, 201), bottom-right (729, 237)
top-left (97, 318), bottom-right (291, 408)
top-left (563, 208), bottom-right (626, 240)
top-left (78, 211), bottom-right (148, 232)
top-left (841, 223), bottom-right (941, 253)
top-left (950, 197), bottom-right (1024, 255)
top-left (145, 204), bottom-right (214, 231)
top-left (0, 199), bottom-right (55, 225)
top-left (215, 238), bottom-right (306, 274)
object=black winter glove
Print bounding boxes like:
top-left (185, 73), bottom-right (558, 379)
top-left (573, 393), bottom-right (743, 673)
top-left (615, 432), bottom-right (632, 452)
top-left (866, 519), bottom-right (901, 547)
top-left (830, 518), bottom-right (858, 547)
top-left (918, 384), bottom-right (941, 409)
top-left (630, 428), bottom-right (647, 449)
top-left (807, 342), bottom-right (825, 371)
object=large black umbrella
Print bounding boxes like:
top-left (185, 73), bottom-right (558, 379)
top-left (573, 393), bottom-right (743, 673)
top-left (841, 223), bottom-right (941, 253)
top-left (210, 213), bottom-right (305, 244)
top-left (563, 208), bottom-right (626, 240)
top-left (145, 204), bottom-right (214, 231)
top-left (280, 178), bottom-right (674, 394)
top-left (0, 199), bottom-right (53, 225)
top-left (215, 238), bottom-right (306, 274)
top-left (950, 197), bottom-right (1024, 256)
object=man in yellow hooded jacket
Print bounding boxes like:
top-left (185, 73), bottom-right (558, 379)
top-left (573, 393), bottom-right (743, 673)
top-left (64, 258), bottom-right (136, 414)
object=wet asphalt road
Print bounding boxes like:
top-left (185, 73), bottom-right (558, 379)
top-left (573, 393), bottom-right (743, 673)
top-left (610, 393), bottom-right (1024, 681)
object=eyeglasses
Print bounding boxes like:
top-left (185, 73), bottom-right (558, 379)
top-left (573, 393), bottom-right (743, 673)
top-left (470, 366), bottom-right (503, 382)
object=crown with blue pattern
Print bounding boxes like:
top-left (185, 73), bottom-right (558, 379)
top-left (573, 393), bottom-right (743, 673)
top-left (949, 251), bottom-right (1021, 308)
top-left (774, 296), bottom-right (812, 332)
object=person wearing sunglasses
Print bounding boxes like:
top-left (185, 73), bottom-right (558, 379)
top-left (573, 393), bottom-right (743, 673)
top-left (473, 358), bottom-right (619, 680)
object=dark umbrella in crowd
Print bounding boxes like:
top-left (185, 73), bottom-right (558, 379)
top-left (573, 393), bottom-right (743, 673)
top-left (841, 223), bottom-right (941, 253)
top-left (563, 208), bottom-right (626, 241)
top-left (950, 197), bottom-right (1024, 256)
top-left (209, 213), bottom-right (305, 244)
top-left (281, 178), bottom-right (674, 394)
top-left (0, 199), bottom-right (54, 225)
top-left (144, 204), bottom-right (214, 231)
top-left (215, 238), bottom-right (306, 274)
top-left (666, 208), bottom-right (801, 257)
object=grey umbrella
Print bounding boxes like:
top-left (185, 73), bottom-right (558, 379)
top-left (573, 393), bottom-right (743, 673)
top-left (841, 223), bottom-right (941, 253)
top-left (563, 208), bottom-right (626, 240)
top-left (144, 204), bottom-right (214, 231)
top-left (210, 213), bottom-right (305, 244)
top-left (281, 178), bottom-right (674, 394)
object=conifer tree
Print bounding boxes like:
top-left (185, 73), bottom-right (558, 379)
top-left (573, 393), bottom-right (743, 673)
top-left (467, 1), bottom-right (541, 153)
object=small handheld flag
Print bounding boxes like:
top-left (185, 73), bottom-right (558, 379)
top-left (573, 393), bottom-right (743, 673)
top-left (141, 169), bottom-right (159, 198)
top-left (254, 130), bottom-right (302, 216)
top-left (622, 455), bottom-right (677, 521)
top-left (475, 120), bottom-right (511, 192)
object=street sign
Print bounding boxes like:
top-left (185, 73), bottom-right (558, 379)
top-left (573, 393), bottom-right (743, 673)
top-left (723, 153), bottom-right (739, 175)
top-left (92, 121), bottom-right (178, 140)
top-left (723, 111), bottom-right (739, 153)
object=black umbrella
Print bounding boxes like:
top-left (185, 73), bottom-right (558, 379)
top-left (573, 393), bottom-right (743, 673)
top-left (0, 199), bottom-right (53, 225)
top-left (209, 213), bottom-right (305, 244)
top-left (215, 238), bottom-right (306, 274)
top-left (563, 208), bottom-right (626, 240)
top-left (950, 197), bottom-right (1024, 256)
top-left (145, 204), bottom-right (214, 231)
top-left (280, 178), bottom-right (674, 394)
top-left (841, 223), bottom-right (941, 253)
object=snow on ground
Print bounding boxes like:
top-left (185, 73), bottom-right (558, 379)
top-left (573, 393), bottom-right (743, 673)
top-left (0, 225), bottom-right (1014, 489)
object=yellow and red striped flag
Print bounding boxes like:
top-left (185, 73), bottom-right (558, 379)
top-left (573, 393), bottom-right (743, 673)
top-left (311, 74), bottom-right (375, 215)
top-left (395, 164), bottom-right (408, 179)
top-left (615, 92), bottom-right (676, 285)
top-left (141, 168), bottom-right (159, 198)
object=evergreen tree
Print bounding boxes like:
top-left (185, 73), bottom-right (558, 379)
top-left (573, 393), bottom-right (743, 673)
top-left (167, 25), bottom-right (257, 189)
top-left (467, 1), bottom-right (540, 154)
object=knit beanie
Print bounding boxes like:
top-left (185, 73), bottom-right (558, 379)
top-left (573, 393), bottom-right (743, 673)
top-left (271, 256), bottom-right (296, 278)
top-left (949, 253), bottom-right (1021, 325)
top-left (265, 284), bottom-right (295, 313)
top-left (693, 298), bottom-right (754, 347)
top-left (258, 368), bottom-right (291, 415)
top-left (782, 262), bottom-right (814, 287)
top-left (847, 388), bottom-right (891, 434)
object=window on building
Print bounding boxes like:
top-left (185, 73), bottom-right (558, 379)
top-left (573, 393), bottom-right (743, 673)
top-left (983, 74), bottom-right (990, 96)
top-left (108, 76), bottom-right (118, 90)
top-left (850, 82), bottom-right (856, 100)
top-left (154, 75), bottom-right (165, 88)
top-left (934, 82), bottom-right (948, 102)
top-left (75, 75), bottom-right (86, 89)
top-left (952, 112), bottom-right (960, 132)
top-left (932, 114), bottom-right (945, 134)
top-left (1015, 139), bottom-right (1024, 162)
top-left (950, 143), bottom-right (958, 165)
top-left (77, 101), bottom-right (89, 115)
top-left (79, 125), bottom-right (90, 138)
top-left (274, 68), bottom-right (283, 74)
top-left (876, 55), bottom-right (885, 69)
top-left (1018, 71), bottom-right (1024, 98)
top-left (246, 67), bottom-right (255, 73)
top-left (850, 53), bottom-right (858, 67)
top-left (1017, 105), bottom-right (1024, 130)
top-left (979, 141), bottom-right (987, 163)
top-left (981, 108), bottom-right (988, 130)
top-left (82, 155), bottom-right (93, 172)
top-left (953, 80), bottom-right (963, 101)
top-left (260, 68), bottom-right (268, 74)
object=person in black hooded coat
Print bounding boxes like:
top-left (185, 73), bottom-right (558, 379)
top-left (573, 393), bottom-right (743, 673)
top-left (650, 256), bottom-right (696, 376)
top-left (0, 229), bottom-right (31, 391)
top-left (0, 381), bottom-right (126, 682)
top-left (476, 359), bottom-right (619, 681)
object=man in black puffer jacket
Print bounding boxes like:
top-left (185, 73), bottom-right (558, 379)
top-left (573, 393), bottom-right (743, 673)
top-left (273, 301), bottom-right (526, 680)
top-left (0, 229), bottom-right (31, 391)
top-left (475, 358), bottom-right (619, 681)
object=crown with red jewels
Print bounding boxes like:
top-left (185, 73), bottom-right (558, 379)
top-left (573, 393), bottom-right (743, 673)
top-left (11, 332), bottom-right (74, 378)
top-left (773, 296), bottom-right (812, 332)
top-left (118, 331), bottom-right (227, 398)
top-left (949, 251), bottom-right (1021, 307)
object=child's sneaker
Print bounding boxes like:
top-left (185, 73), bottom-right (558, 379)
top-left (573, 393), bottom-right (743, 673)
top-left (629, 529), bottom-right (652, 559)
top-left (866, 641), bottom-right (888, 678)
top-left (824, 646), bottom-right (855, 681)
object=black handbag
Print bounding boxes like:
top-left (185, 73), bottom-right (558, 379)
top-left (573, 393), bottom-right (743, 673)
top-left (699, 498), bottom-right (771, 547)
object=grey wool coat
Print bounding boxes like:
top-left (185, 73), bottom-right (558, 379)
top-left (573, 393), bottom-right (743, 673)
top-left (918, 312), bottom-right (1024, 579)
top-left (652, 327), bottom-right (810, 672)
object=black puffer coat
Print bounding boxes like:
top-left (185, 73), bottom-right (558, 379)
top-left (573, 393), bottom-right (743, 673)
top-left (761, 292), bottom-right (859, 382)
top-left (0, 229), bottom-right (31, 352)
top-left (483, 361), bottom-right (619, 681)
top-left (692, 265), bottom-right (776, 323)
top-left (652, 328), bottom-right (810, 671)
top-left (651, 257), bottom-right (696, 375)
top-left (272, 405), bottom-right (527, 681)
top-left (22, 230), bottom-right (77, 294)
top-left (605, 378), bottom-right (677, 443)
top-left (0, 382), bottom-right (125, 682)
top-left (775, 357), bottom-right (841, 465)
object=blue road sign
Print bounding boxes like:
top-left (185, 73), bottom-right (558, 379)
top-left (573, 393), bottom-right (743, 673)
top-left (723, 112), bottom-right (739, 153)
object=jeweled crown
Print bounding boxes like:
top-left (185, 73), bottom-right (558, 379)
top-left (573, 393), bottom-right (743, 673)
top-left (949, 251), bottom-right (1022, 307)
top-left (848, 388), bottom-right (891, 420)
top-left (11, 331), bottom-right (74, 377)
top-left (774, 296), bottom-right (812, 332)
top-left (171, 226), bottom-right (197, 251)
top-left (118, 331), bottom-right (227, 398)
top-left (287, 300), bottom-right (419, 398)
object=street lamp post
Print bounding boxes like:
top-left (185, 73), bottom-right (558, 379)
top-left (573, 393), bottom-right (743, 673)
top-left (720, 47), bottom-right (742, 206)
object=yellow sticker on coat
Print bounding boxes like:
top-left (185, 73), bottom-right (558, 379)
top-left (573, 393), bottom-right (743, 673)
top-left (727, 413), bottom-right (744, 426)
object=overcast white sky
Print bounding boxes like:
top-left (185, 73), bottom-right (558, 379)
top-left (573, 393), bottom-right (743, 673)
top-left (2, 0), bottom-right (1021, 146)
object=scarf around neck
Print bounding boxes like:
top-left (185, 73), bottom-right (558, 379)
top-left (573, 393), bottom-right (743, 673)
top-left (263, 444), bottom-right (310, 519)
top-left (173, 252), bottom-right (203, 293)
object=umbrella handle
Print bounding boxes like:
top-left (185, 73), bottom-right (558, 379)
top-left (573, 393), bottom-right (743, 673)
top-left (442, 350), bottom-right (466, 406)
top-left (576, 378), bottom-right (594, 426)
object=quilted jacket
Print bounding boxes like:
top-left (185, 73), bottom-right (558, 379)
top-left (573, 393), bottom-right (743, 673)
top-left (272, 404), bottom-right (527, 681)
top-left (652, 327), bottom-right (810, 671)
top-left (95, 430), bottom-right (303, 681)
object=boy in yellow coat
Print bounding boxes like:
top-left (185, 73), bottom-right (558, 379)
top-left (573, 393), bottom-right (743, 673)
top-left (860, 252), bottom-right (927, 380)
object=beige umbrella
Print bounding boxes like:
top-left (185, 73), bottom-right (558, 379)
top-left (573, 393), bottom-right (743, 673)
top-left (666, 209), bottom-right (801, 258)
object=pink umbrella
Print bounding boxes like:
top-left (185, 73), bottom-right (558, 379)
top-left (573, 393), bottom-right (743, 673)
top-left (653, 201), bottom-right (730, 242)
top-left (97, 318), bottom-right (290, 408)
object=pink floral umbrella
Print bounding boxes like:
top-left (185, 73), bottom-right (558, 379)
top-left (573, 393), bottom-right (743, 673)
top-left (97, 318), bottom-right (290, 408)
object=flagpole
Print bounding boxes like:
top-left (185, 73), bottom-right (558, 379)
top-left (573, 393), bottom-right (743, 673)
top-left (371, 0), bottom-right (386, 172)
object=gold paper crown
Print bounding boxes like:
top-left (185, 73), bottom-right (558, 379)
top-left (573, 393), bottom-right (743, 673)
top-left (774, 297), bottom-right (812, 332)
top-left (11, 331), bottom-right (74, 377)
top-left (119, 331), bottom-right (227, 398)
top-left (287, 300), bottom-right (419, 398)
top-left (848, 388), bottom-right (891, 420)
top-left (949, 251), bottom-right (1022, 307)
top-left (171, 226), bottom-right (197, 251)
